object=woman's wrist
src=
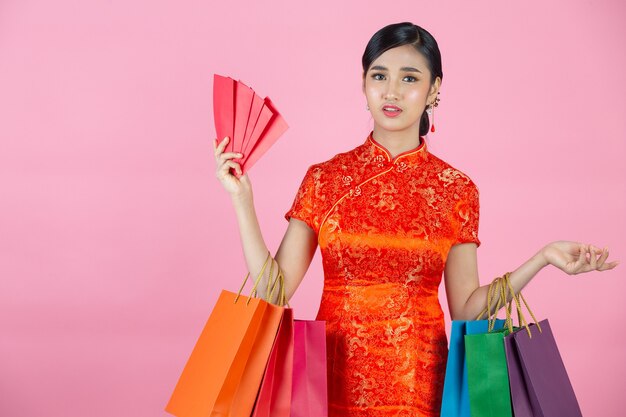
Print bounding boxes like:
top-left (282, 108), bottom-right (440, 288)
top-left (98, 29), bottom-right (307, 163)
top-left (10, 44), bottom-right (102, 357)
top-left (230, 191), bottom-right (253, 208)
top-left (535, 246), bottom-right (551, 269)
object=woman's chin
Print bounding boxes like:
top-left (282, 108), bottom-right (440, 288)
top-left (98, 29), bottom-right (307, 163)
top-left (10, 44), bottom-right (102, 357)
top-left (374, 118), bottom-right (417, 132)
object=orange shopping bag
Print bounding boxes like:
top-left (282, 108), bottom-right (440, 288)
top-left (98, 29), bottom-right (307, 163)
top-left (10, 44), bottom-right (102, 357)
top-left (165, 252), bottom-right (286, 417)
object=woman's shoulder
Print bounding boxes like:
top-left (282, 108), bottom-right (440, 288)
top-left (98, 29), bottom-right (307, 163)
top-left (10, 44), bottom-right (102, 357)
top-left (426, 151), bottom-right (479, 190)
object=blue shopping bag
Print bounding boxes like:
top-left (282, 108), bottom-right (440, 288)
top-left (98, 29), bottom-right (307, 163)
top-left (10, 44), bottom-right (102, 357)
top-left (440, 319), bottom-right (505, 417)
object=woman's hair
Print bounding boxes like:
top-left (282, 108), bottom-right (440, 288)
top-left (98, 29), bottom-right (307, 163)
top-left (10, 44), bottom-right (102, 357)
top-left (362, 22), bottom-right (443, 137)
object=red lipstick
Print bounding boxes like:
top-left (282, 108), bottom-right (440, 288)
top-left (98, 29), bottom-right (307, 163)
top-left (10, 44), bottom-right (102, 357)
top-left (382, 104), bottom-right (402, 118)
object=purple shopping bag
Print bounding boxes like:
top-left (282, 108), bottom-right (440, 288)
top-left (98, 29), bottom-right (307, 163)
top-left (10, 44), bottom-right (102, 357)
top-left (252, 308), bottom-right (295, 417)
top-left (507, 319), bottom-right (583, 417)
top-left (504, 330), bottom-right (534, 417)
top-left (290, 320), bottom-right (328, 417)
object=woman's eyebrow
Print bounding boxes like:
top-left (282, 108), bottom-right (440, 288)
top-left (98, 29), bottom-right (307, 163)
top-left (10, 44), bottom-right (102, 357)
top-left (370, 65), bottom-right (422, 73)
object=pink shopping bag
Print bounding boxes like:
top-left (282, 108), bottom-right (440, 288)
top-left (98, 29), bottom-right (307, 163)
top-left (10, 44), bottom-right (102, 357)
top-left (290, 320), bottom-right (328, 417)
top-left (252, 308), bottom-right (295, 417)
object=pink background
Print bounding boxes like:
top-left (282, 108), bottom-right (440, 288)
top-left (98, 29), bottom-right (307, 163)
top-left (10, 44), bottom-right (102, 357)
top-left (1, 1), bottom-right (624, 416)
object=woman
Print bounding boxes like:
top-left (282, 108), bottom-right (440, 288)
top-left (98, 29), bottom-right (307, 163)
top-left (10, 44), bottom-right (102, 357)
top-left (213, 22), bottom-right (618, 417)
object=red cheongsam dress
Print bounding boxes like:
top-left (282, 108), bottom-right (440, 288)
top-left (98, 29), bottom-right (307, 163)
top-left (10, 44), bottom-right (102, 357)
top-left (284, 130), bottom-right (481, 417)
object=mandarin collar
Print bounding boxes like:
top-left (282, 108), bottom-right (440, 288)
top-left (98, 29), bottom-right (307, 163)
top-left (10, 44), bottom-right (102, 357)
top-left (365, 130), bottom-right (428, 167)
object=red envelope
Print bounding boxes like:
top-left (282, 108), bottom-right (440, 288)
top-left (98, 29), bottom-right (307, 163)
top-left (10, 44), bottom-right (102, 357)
top-left (213, 74), bottom-right (235, 153)
top-left (212, 73), bottom-right (289, 175)
top-left (233, 79), bottom-right (254, 154)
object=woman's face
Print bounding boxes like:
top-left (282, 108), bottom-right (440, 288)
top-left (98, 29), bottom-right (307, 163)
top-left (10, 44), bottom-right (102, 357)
top-left (362, 44), bottom-right (441, 133)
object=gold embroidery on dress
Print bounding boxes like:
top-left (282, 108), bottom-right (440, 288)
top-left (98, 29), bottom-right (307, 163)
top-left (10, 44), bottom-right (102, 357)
top-left (284, 132), bottom-right (480, 416)
top-left (396, 161), bottom-right (409, 173)
top-left (438, 167), bottom-right (471, 187)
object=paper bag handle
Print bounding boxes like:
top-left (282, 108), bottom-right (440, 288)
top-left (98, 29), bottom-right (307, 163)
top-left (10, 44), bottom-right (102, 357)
top-left (502, 272), bottom-right (542, 338)
top-left (475, 274), bottom-right (507, 324)
top-left (260, 257), bottom-right (290, 307)
top-left (233, 251), bottom-right (291, 307)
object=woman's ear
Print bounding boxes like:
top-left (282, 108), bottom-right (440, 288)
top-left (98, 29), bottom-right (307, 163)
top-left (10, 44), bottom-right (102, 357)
top-left (428, 76), bottom-right (442, 104)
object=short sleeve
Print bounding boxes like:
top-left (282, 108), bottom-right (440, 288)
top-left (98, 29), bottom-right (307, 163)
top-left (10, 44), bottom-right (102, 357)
top-left (284, 165), bottom-right (318, 234)
top-left (451, 180), bottom-right (481, 247)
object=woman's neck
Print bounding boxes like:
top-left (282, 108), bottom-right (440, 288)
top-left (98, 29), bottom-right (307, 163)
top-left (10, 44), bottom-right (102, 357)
top-left (372, 125), bottom-right (423, 159)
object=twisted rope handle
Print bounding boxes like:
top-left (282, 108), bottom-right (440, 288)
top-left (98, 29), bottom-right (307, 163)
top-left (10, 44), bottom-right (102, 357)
top-left (476, 274), bottom-right (507, 325)
top-left (234, 251), bottom-right (272, 304)
top-left (233, 250), bottom-right (291, 307)
top-left (265, 261), bottom-right (290, 307)
top-left (500, 272), bottom-right (523, 334)
top-left (499, 272), bottom-right (520, 333)
top-left (487, 276), bottom-right (509, 332)
top-left (502, 272), bottom-right (542, 338)
top-left (274, 266), bottom-right (290, 308)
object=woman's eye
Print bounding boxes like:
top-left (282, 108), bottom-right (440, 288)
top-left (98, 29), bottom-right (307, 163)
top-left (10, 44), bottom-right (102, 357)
top-left (370, 73), bottom-right (417, 82)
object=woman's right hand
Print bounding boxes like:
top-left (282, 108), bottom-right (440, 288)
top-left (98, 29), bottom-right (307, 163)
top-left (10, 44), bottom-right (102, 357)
top-left (213, 136), bottom-right (252, 200)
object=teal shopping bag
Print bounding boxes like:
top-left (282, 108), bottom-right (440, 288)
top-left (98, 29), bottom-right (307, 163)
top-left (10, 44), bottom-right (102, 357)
top-left (441, 274), bottom-right (514, 417)
top-left (440, 319), bottom-right (505, 417)
top-left (464, 273), bottom-right (526, 417)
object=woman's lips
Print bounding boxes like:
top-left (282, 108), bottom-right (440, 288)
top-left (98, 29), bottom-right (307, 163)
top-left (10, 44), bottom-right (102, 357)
top-left (382, 105), bottom-right (402, 117)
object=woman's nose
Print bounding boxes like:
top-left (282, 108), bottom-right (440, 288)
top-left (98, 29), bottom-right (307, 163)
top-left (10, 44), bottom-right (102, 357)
top-left (384, 80), bottom-right (400, 100)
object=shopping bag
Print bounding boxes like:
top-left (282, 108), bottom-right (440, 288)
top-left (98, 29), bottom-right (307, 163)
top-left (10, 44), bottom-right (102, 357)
top-left (512, 320), bottom-right (582, 417)
top-left (500, 274), bottom-right (536, 417)
top-left (501, 276), bottom-right (583, 417)
top-left (465, 327), bottom-right (513, 417)
top-left (213, 73), bottom-right (289, 175)
top-left (290, 319), bottom-right (328, 417)
top-left (464, 275), bottom-right (516, 417)
top-left (441, 275), bottom-right (509, 417)
top-left (503, 331), bottom-right (534, 417)
top-left (440, 319), bottom-right (505, 417)
top-left (165, 252), bottom-right (286, 417)
top-left (252, 276), bottom-right (295, 417)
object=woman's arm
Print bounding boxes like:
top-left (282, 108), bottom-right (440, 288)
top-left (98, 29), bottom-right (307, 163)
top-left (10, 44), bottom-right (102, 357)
top-left (444, 241), bottom-right (617, 321)
top-left (215, 135), bottom-right (317, 305)
top-left (232, 194), bottom-right (317, 304)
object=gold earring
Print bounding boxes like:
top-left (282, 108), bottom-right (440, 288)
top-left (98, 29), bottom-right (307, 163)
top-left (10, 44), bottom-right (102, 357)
top-left (430, 92), bottom-right (440, 133)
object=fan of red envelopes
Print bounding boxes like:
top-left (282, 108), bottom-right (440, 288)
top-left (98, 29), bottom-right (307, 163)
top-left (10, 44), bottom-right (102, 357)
top-left (213, 74), bottom-right (289, 176)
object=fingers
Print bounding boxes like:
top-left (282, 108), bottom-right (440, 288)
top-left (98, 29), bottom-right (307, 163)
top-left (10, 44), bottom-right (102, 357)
top-left (589, 246), bottom-right (597, 270)
top-left (577, 243), bottom-right (586, 268)
top-left (218, 152), bottom-right (244, 165)
top-left (213, 136), bottom-right (245, 181)
top-left (596, 246), bottom-right (609, 269)
top-left (598, 261), bottom-right (619, 271)
top-left (213, 136), bottom-right (226, 155)
top-left (218, 159), bottom-right (242, 177)
top-left (585, 244), bottom-right (619, 272)
top-left (575, 243), bottom-right (595, 274)
top-left (213, 136), bottom-right (231, 158)
top-left (597, 245), bottom-right (619, 271)
top-left (213, 137), bottom-right (244, 160)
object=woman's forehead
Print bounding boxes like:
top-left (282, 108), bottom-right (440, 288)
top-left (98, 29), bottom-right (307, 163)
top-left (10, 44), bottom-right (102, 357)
top-left (369, 45), bottom-right (428, 71)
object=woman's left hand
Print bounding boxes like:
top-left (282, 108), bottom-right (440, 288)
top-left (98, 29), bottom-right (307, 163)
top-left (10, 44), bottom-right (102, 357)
top-left (540, 240), bottom-right (619, 275)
